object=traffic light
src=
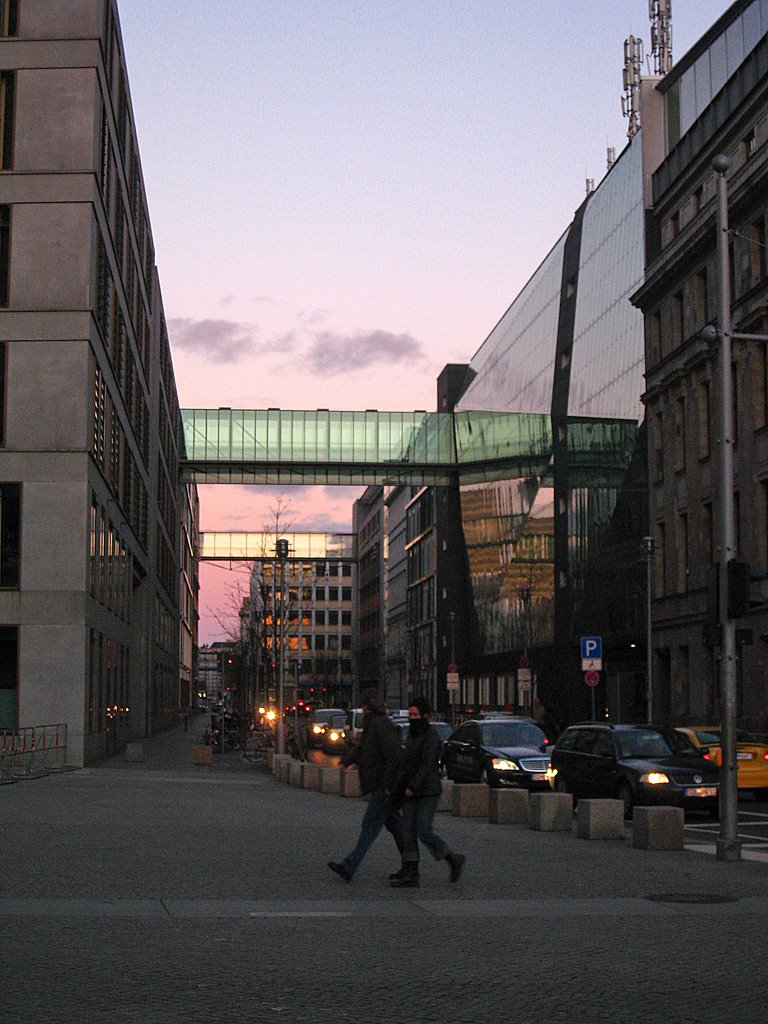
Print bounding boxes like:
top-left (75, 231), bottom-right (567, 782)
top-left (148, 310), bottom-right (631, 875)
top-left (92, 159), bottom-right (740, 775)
top-left (727, 560), bottom-right (768, 618)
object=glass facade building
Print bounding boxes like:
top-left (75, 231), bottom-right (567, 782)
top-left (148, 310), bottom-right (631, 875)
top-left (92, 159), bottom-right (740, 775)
top-left (453, 136), bottom-right (647, 723)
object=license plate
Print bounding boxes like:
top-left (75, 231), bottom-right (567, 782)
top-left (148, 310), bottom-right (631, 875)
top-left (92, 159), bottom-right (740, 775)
top-left (685, 786), bottom-right (717, 797)
top-left (737, 752), bottom-right (753, 760)
top-left (532, 772), bottom-right (547, 781)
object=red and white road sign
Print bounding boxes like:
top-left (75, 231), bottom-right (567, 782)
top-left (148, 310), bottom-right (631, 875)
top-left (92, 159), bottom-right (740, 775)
top-left (584, 670), bottom-right (600, 687)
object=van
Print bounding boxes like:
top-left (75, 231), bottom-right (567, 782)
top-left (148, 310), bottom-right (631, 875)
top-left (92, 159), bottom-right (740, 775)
top-left (345, 707), bottom-right (365, 746)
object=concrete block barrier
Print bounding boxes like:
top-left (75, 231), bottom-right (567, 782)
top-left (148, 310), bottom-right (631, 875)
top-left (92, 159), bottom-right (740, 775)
top-left (273, 754), bottom-right (291, 780)
top-left (193, 745), bottom-right (213, 766)
top-left (437, 779), bottom-right (454, 812)
top-left (576, 799), bottom-right (626, 840)
top-left (301, 763), bottom-right (321, 790)
top-left (528, 792), bottom-right (573, 831)
top-left (489, 788), bottom-right (529, 825)
top-left (320, 765), bottom-right (342, 794)
top-left (126, 743), bottom-right (144, 763)
top-left (632, 806), bottom-right (684, 850)
top-left (340, 767), bottom-right (362, 798)
top-left (266, 749), bottom-right (274, 770)
top-left (452, 783), bottom-right (489, 817)
top-left (288, 760), bottom-right (303, 786)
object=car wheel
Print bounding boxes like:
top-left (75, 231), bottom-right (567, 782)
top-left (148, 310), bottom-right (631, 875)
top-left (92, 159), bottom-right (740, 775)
top-left (617, 783), bottom-right (634, 819)
top-left (555, 775), bottom-right (575, 808)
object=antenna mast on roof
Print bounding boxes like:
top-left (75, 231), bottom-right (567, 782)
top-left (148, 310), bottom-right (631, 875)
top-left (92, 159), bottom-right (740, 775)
top-left (621, 35), bottom-right (643, 138)
top-left (649, 0), bottom-right (673, 75)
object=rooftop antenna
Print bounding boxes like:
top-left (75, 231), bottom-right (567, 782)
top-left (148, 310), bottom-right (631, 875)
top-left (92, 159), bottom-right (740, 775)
top-left (649, 0), bottom-right (673, 75)
top-left (607, 146), bottom-right (616, 170)
top-left (621, 34), bottom-right (643, 138)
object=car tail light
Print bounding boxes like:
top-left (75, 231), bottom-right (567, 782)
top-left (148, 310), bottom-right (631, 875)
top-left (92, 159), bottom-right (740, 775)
top-left (763, 752), bottom-right (768, 761)
top-left (703, 752), bottom-right (711, 760)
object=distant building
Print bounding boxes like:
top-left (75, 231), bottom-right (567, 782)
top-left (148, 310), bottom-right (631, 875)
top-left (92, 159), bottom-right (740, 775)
top-left (0, 1), bottom-right (197, 763)
top-left (353, 486), bottom-right (385, 696)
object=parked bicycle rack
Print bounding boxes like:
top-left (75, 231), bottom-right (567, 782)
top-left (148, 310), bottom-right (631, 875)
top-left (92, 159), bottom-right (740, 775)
top-left (0, 724), bottom-right (73, 782)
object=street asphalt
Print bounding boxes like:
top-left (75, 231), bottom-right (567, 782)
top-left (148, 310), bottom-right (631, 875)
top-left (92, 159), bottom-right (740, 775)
top-left (2, 713), bottom-right (767, 1023)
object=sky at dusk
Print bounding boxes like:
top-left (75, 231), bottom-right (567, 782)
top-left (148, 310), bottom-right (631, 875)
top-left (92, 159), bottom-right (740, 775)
top-left (115, 0), bottom-right (733, 643)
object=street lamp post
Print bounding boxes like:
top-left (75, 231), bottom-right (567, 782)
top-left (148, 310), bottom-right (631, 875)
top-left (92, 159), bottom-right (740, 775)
top-left (642, 536), bottom-right (654, 723)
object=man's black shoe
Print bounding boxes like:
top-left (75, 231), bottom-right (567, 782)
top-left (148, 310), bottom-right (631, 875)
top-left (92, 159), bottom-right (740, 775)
top-left (389, 865), bottom-right (419, 881)
top-left (390, 872), bottom-right (420, 888)
top-left (327, 861), bottom-right (352, 882)
top-left (446, 852), bottom-right (465, 883)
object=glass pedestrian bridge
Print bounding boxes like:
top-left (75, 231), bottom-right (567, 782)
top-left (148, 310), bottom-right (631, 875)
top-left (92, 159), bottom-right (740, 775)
top-left (180, 408), bottom-right (637, 487)
top-left (199, 531), bottom-right (355, 561)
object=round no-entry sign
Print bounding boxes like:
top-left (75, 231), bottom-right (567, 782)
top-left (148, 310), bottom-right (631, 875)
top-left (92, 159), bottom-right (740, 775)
top-left (584, 670), bottom-right (600, 687)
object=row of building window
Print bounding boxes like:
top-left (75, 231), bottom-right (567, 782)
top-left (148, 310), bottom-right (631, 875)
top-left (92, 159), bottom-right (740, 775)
top-left (264, 609), bottom-right (353, 627)
top-left (0, 70), bottom-right (14, 170)
top-left (0, 2), bottom-right (17, 37)
top-left (261, 585), bottom-right (353, 603)
top-left (91, 355), bottom-right (149, 549)
top-left (154, 594), bottom-right (176, 655)
top-left (263, 634), bottom-right (352, 652)
top-left (89, 494), bottom-right (131, 623)
top-left (87, 630), bottom-right (130, 737)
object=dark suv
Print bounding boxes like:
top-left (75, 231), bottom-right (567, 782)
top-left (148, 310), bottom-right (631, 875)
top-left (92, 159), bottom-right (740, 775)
top-left (549, 723), bottom-right (720, 818)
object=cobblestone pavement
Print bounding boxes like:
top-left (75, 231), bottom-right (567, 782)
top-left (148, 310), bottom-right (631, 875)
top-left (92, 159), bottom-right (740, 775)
top-left (2, 717), bottom-right (766, 1023)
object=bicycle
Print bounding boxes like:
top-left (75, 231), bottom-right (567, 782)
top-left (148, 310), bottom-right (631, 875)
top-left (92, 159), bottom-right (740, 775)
top-left (242, 725), bottom-right (272, 763)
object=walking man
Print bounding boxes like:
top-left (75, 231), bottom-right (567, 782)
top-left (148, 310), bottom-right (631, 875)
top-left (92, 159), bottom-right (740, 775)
top-left (390, 697), bottom-right (465, 888)
top-left (327, 690), bottom-right (404, 882)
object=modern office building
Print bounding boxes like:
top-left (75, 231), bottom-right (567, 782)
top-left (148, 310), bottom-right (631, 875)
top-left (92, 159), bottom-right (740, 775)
top-left (633, 0), bottom-right (768, 731)
top-left (0, 1), bottom-right (197, 763)
top-left (246, 534), bottom-right (355, 710)
top-left (353, 486), bottom-right (385, 697)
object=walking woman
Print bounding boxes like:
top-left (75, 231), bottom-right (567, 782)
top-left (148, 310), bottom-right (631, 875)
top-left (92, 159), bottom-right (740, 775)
top-left (390, 697), bottom-right (465, 888)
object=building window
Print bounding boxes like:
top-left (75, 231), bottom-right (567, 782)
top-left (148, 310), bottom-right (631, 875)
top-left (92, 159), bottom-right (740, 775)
top-left (0, 340), bottom-right (5, 446)
top-left (670, 210), bottom-right (680, 238)
top-left (675, 397), bottom-right (686, 473)
top-left (751, 218), bottom-right (767, 287)
top-left (677, 513), bottom-right (688, 592)
top-left (692, 185), bottom-right (704, 215)
top-left (0, 1), bottom-right (18, 36)
top-left (671, 291), bottom-right (684, 348)
top-left (698, 380), bottom-right (711, 458)
top-left (742, 128), bottom-right (756, 161)
top-left (0, 624), bottom-right (17, 729)
top-left (0, 71), bottom-right (14, 169)
top-left (0, 482), bottom-right (20, 588)
top-left (702, 502), bottom-right (713, 566)
top-left (0, 205), bottom-right (9, 306)
top-left (654, 522), bottom-right (666, 599)
top-left (647, 310), bottom-right (662, 366)
top-left (653, 411), bottom-right (664, 482)
top-left (752, 345), bottom-right (768, 431)
top-left (694, 268), bottom-right (708, 326)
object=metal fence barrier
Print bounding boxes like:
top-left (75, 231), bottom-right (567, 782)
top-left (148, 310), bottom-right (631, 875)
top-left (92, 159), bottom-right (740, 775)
top-left (0, 724), bottom-right (72, 782)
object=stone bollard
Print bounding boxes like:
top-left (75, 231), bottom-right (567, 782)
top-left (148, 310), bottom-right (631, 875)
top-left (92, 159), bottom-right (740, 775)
top-left (452, 783), bottom-right (489, 818)
top-left (193, 745), bottom-right (213, 766)
top-left (273, 754), bottom-right (291, 780)
top-left (437, 779), bottom-right (454, 812)
top-left (489, 788), bottom-right (529, 825)
top-left (301, 763), bottom-right (321, 790)
top-left (320, 765), bottom-right (342, 794)
top-left (528, 792), bottom-right (573, 831)
top-left (340, 767), bottom-right (362, 798)
top-left (126, 742), bottom-right (144, 763)
top-left (632, 805), bottom-right (685, 850)
top-left (288, 760), bottom-right (303, 786)
top-left (576, 799), bottom-right (626, 840)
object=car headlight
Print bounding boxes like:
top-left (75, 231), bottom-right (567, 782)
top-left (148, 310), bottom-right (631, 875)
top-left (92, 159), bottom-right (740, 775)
top-left (640, 772), bottom-right (670, 785)
top-left (491, 758), bottom-right (519, 771)
top-left (329, 731), bottom-right (340, 741)
top-left (312, 725), bottom-right (323, 734)
top-left (545, 766), bottom-right (557, 779)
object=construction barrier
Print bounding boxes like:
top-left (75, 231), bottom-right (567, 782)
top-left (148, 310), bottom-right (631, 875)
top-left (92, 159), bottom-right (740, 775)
top-left (0, 724), bottom-right (72, 782)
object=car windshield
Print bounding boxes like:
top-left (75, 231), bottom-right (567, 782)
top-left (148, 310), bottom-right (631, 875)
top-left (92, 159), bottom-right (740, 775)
top-left (432, 723), bottom-right (452, 739)
top-left (618, 729), bottom-right (691, 758)
top-left (482, 722), bottom-right (546, 748)
top-left (693, 729), bottom-right (721, 745)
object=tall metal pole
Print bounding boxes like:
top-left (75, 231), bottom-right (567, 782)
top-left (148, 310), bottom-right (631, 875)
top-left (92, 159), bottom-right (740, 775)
top-left (712, 154), bottom-right (740, 862)
top-left (643, 536), bottom-right (654, 723)
top-left (275, 539), bottom-right (289, 756)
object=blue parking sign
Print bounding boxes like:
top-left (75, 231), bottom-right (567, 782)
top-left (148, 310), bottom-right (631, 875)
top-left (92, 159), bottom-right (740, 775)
top-left (580, 636), bottom-right (602, 660)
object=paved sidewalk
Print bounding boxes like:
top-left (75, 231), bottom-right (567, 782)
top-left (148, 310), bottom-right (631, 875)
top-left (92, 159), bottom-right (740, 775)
top-left (2, 720), bottom-right (767, 1023)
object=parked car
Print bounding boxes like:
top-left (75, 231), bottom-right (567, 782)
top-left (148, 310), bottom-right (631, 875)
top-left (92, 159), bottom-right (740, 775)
top-left (442, 718), bottom-right (550, 788)
top-left (306, 708), bottom-right (346, 749)
top-left (344, 707), bottom-right (366, 747)
top-left (549, 723), bottom-right (720, 818)
top-left (320, 713), bottom-right (348, 755)
top-left (676, 726), bottom-right (768, 799)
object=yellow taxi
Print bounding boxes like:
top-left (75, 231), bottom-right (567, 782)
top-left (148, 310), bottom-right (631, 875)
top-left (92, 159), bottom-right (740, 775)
top-left (676, 726), bottom-right (768, 798)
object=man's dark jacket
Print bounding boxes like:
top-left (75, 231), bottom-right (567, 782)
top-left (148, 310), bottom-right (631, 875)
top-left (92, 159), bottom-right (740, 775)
top-left (402, 724), bottom-right (443, 798)
top-left (341, 708), bottom-right (403, 795)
